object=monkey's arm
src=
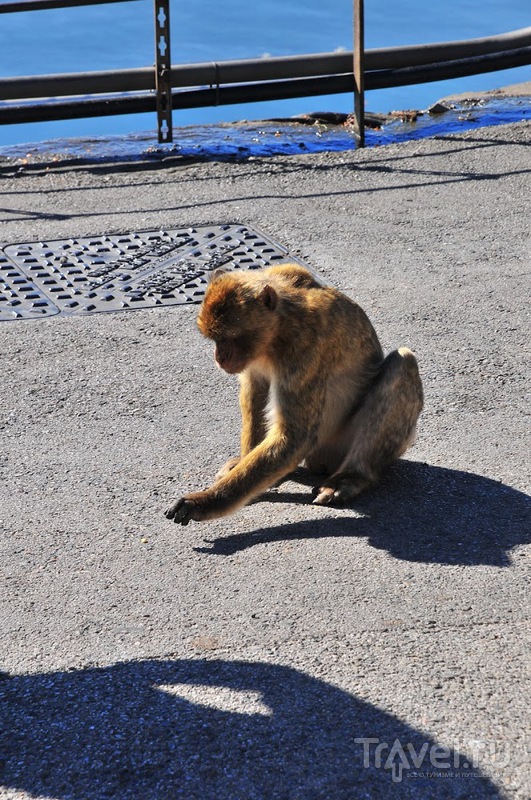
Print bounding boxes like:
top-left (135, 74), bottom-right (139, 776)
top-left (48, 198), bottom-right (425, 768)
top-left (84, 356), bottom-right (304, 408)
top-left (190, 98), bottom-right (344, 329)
top-left (165, 420), bottom-right (309, 525)
top-left (240, 371), bottom-right (270, 455)
top-left (215, 371), bottom-right (270, 480)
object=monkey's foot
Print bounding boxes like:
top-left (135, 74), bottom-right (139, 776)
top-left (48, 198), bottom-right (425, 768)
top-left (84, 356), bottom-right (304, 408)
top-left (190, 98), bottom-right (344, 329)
top-left (165, 498), bottom-right (199, 525)
top-left (312, 473), bottom-right (372, 506)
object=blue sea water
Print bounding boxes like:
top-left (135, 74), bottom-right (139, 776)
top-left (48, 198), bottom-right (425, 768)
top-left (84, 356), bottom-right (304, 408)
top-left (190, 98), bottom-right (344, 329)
top-left (0, 0), bottom-right (529, 150)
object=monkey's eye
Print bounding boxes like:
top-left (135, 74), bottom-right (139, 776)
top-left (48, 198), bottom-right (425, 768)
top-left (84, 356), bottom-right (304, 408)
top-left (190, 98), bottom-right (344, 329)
top-left (215, 337), bottom-right (234, 355)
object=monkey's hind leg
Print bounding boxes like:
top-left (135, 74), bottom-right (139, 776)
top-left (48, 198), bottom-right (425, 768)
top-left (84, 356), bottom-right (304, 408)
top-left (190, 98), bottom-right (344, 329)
top-left (313, 347), bottom-right (423, 506)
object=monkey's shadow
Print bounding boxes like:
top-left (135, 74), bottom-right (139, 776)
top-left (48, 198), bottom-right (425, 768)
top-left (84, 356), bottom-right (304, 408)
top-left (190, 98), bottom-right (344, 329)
top-left (195, 461), bottom-right (530, 566)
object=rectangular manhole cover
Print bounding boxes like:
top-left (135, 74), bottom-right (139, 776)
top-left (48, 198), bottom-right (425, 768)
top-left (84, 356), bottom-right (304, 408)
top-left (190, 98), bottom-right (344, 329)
top-left (0, 223), bottom-right (309, 322)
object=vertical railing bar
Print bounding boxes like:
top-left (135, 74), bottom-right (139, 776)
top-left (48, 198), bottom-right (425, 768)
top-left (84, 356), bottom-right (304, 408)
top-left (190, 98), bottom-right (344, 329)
top-left (353, 0), bottom-right (365, 146)
top-left (154, 0), bottom-right (173, 143)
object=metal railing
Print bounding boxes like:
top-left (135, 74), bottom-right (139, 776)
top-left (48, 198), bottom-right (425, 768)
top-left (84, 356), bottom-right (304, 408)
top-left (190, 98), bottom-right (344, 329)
top-left (1, 0), bottom-right (530, 146)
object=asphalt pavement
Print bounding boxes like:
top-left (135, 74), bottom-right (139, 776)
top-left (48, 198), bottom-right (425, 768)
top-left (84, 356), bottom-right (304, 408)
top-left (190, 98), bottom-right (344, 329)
top-left (0, 117), bottom-right (530, 799)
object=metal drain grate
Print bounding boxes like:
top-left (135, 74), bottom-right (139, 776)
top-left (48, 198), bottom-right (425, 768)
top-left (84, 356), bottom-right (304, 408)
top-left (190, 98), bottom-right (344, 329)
top-left (0, 251), bottom-right (60, 321)
top-left (0, 224), bottom-right (308, 322)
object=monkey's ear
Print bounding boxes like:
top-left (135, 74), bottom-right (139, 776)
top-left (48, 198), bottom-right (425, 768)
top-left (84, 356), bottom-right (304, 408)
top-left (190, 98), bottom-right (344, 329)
top-left (208, 267), bottom-right (230, 283)
top-left (258, 284), bottom-right (277, 311)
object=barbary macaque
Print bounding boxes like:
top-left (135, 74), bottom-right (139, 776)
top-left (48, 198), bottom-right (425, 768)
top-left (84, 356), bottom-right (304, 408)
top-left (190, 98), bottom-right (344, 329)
top-left (165, 263), bottom-right (423, 525)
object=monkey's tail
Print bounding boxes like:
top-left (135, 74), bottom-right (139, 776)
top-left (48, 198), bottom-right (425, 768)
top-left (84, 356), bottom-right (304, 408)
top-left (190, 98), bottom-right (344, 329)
top-left (396, 346), bottom-right (424, 411)
top-left (396, 346), bottom-right (421, 370)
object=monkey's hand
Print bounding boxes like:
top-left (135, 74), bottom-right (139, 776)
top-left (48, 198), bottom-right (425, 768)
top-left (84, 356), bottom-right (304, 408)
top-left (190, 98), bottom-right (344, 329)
top-left (165, 495), bottom-right (205, 525)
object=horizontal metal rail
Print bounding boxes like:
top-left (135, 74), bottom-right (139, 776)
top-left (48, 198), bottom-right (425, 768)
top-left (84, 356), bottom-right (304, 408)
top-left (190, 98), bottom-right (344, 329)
top-left (367, 44), bottom-right (531, 89)
top-left (0, 28), bottom-right (530, 126)
top-left (0, 0), bottom-right (136, 12)
top-left (2, 27), bottom-right (530, 101)
top-left (2, 46), bottom-right (530, 125)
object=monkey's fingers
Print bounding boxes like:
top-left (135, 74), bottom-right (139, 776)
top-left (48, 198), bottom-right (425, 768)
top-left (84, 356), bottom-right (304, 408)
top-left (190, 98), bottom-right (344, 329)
top-left (313, 473), bottom-right (371, 506)
top-left (312, 486), bottom-right (338, 506)
top-left (164, 498), bottom-right (197, 525)
top-left (215, 456), bottom-right (241, 481)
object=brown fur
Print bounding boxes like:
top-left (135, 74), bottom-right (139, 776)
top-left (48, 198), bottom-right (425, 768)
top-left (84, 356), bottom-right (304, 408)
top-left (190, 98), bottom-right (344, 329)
top-left (165, 264), bottom-right (423, 524)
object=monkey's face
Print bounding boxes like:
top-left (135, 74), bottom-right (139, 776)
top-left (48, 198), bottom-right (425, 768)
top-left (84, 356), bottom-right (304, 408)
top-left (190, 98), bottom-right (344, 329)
top-left (213, 336), bottom-right (254, 374)
top-left (197, 274), bottom-right (278, 374)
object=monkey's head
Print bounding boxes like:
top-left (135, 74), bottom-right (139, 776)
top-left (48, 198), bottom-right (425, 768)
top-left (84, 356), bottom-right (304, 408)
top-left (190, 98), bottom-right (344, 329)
top-left (197, 269), bottom-right (278, 374)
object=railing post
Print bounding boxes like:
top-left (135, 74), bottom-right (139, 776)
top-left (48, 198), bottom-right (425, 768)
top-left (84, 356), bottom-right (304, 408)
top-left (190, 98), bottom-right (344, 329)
top-left (154, 0), bottom-right (172, 143)
top-left (353, 0), bottom-right (365, 146)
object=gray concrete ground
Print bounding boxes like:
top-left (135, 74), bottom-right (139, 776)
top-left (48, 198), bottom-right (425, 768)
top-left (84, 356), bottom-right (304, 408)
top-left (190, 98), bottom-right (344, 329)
top-left (442, 80), bottom-right (531, 100)
top-left (0, 118), bottom-right (530, 799)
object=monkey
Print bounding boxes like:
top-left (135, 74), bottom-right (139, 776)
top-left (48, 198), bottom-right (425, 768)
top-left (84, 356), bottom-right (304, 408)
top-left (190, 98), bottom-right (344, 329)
top-left (165, 263), bottom-right (423, 525)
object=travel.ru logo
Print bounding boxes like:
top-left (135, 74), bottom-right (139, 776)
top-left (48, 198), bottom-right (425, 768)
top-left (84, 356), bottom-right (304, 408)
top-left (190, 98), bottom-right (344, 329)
top-left (355, 736), bottom-right (513, 783)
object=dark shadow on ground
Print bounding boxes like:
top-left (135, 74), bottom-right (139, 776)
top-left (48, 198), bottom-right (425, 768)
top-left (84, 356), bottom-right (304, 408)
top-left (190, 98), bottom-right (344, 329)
top-left (0, 132), bottom-right (527, 187)
top-left (4, 162), bottom-right (529, 223)
top-left (195, 461), bottom-right (530, 566)
top-left (1, 133), bottom-right (528, 224)
top-left (0, 126), bottom-right (528, 179)
top-left (0, 659), bottom-right (505, 799)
